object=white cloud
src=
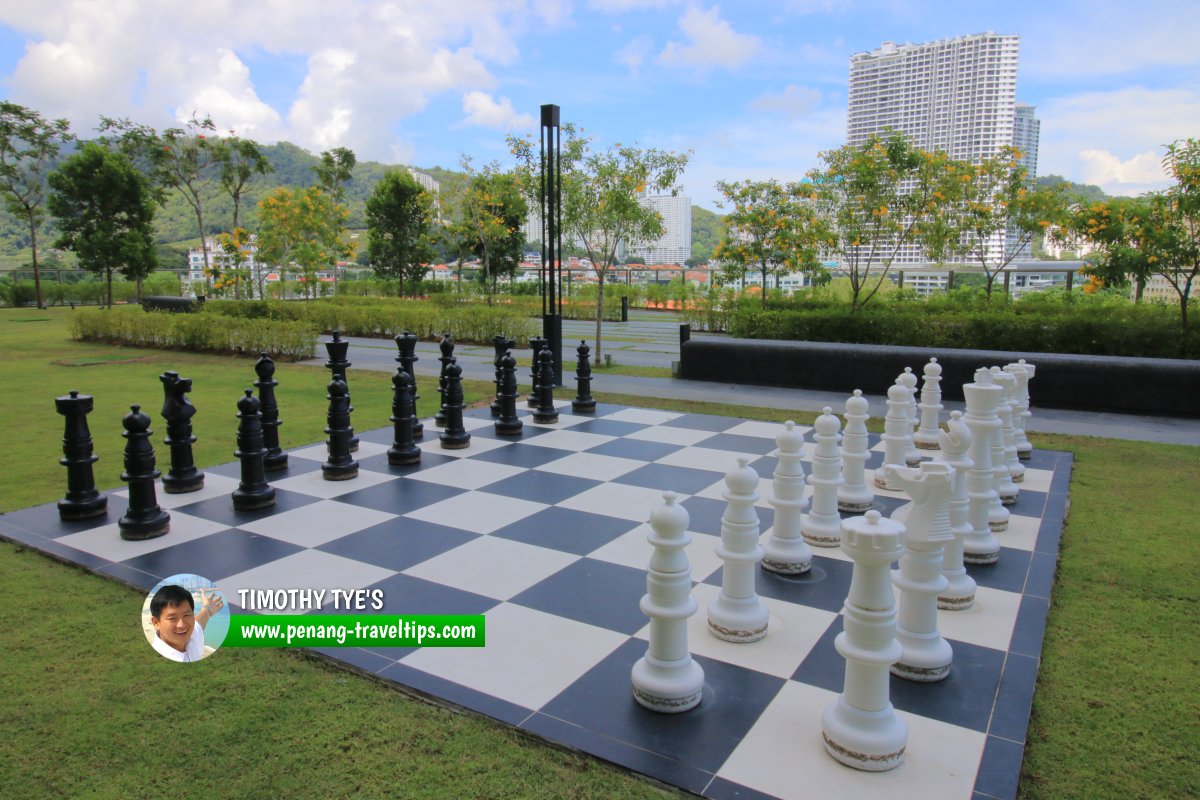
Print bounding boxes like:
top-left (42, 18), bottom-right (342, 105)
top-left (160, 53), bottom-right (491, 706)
top-left (658, 6), bottom-right (759, 70)
top-left (615, 35), bottom-right (655, 74)
top-left (1078, 150), bottom-right (1165, 187)
top-left (588, 0), bottom-right (679, 11)
top-left (747, 85), bottom-right (821, 118)
top-left (461, 91), bottom-right (537, 130)
top-left (173, 49), bottom-right (283, 139)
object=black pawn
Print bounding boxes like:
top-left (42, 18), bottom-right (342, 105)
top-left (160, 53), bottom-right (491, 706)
top-left (324, 330), bottom-right (358, 452)
top-left (435, 332), bottom-right (455, 428)
top-left (388, 368), bottom-right (421, 466)
top-left (439, 360), bottom-right (471, 450)
top-left (55, 390), bottom-right (107, 520)
top-left (573, 340), bottom-right (596, 413)
top-left (490, 334), bottom-right (517, 416)
top-left (394, 330), bottom-right (423, 439)
top-left (232, 389), bottom-right (276, 511)
top-left (160, 371), bottom-right (204, 493)
top-left (322, 374), bottom-right (359, 480)
top-left (494, 352), bottom-right (523, 436)
top-left (527, 336), bottom-right (546, 409)
top-left (118, 404), bottom-right (170, 541)
top-left (254, 353), bottom-right (288, 471)
top-left (533, 347), bottom-right (559, 424)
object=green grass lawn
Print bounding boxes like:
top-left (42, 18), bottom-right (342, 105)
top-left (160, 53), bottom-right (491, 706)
top-left (1, 307), bottom-right (1197, 800)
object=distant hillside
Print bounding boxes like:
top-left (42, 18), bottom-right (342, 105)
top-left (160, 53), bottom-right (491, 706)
top-left (1037, 174), bottom-right (1109, 205)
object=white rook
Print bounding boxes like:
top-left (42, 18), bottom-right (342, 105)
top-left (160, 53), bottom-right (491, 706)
top-left (708, 458), bottom-right (769, 643)
top-left (632, 491), bottom-right (705, 712)
top-left (936, 411), bottom-right (977, 610)
top-left (838, 390), bottom-right (874, 513)
top-left (801, 408), bottom-right (844, 548)
top-left (763, 421), bottom-right (813, 574)
top-left (913, 358), bottom-right (944, 450)
top-left (963, 368), bottom-right (1002, 564)
top-left (822, 510), bottom-right (907, 772)
top-left (886, 462), bottom-right (954, 682)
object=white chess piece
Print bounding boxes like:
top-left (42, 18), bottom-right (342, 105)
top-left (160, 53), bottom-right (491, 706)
top-left (801, 408), bottom-right (844, 548)
top-left (995, 369), bottom-right (1026, 485)
top-left (875, 382), bottom-right (912, 490)
top-left (962, 368), bottom-right (1003, 564)
top-left (1010, 359), bottom-right (1036, 460)
top-left (763, 421), bottom-right (813, 574)
top-left (987, 368), bottom-right (1015, 526)
top-left (913, 358), bottom-right (944, 450)
top-left (898, 367), bottom-right (922, 466)
top-left (886, 463), bottom-right (954, 682)
top-left (708, 458), bottom-right (769, 643)
top-left (838, 390), bottom-right (874, 513)
top-left (936, 411), bottom-right (977, 610)
top-left (632, 492), bottom-right (705, 712)
top-left (821, 510), bottom-right (907, 772)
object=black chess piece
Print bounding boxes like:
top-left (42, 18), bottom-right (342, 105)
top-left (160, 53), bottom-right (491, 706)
top-left (490, 334), bottom-right (517, 416)
top-left (388, 368), bottom-right (421, 466)
top-left (494, 352), bottom-right (523, 436)
top-left (322, 374), bottom-right (359, 480)
top-left (254, 353), bottom-right (288, 471)
top-left (394, 330), bottom-right (423, 439)
top-left (118, 404), bottom-right (170, 541)
top-left (232, 389), bottom-right (276, 511)
top-left (435, 332), bottom-right (454, 428)
top-left (55, 390), bottom-right (107, 520)
top-left (572, 340), bottom-right (596, 413)
top-left (527, 336), bottom-right (546, 409)
top-left (159, 371), bottom-right (204, 493)
top-left (533, 347), bottom-right (559, 424)
top-left (439, 360), bottom-right (471, 450)
top-left (324, 330), bottom-right (358, 452)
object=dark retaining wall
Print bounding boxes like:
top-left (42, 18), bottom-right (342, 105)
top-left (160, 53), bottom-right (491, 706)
top-left (678, 325), bottom-right (1200, 417)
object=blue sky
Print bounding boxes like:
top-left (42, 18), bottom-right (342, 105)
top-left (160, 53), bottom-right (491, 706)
top-left (1, 0), bottom-right (1197, 210)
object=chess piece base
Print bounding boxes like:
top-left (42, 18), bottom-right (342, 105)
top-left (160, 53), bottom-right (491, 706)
top-left (439, 433), bottom-right (471, 450)
top-left (232, 488), bottom-right (276, 511)
top-left (631, 654), bottom-right (704, 714)
top-left (322, 464), bottom-right (359, 481)
top-left (762, 557), bottom-right (812, 575)
top-left (572, 400), bottom-right (596, 413)
top-left (707, 595), bottom-right (769, 643)
top-left (58, 495), bottom-right (107, 521)
top-left (387, 449), bottom-right (421, 466)
top-left (162, 473), bottom-right (205, 494)
top-left (263, 453), bottom-right (289, 472)
top-left (495, 421), bottom-right (524, 436)
top-left (533, 411), bottom-right (559, 424)
top-left (963, 549), bottom-right (999, 565)
top-left (119, 513), bottom-right (170, 541)
top-left (821, 696), bottom-right (907, 772)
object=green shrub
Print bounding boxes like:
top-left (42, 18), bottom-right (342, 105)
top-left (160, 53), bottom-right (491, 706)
top-left (68, 307), bottom-right (318, 360)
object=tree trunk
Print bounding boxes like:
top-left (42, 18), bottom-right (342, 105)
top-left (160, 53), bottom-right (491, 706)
top-left (1135, 276), bottom-right (1145, 303)
top-left (594, 271), bottom-right (605, 364)
top-left (195, 206), bottom-right (210, 293)
top-left (106, 269), bottom-right (114, 308)
top-left (28, 216), bottom-right (45, 309)
top-left (761, 263), bottom-right (768, 308)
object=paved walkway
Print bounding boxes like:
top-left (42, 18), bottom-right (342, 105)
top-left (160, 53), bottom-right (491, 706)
top-left (300, 315), bottom-right (1200, 447)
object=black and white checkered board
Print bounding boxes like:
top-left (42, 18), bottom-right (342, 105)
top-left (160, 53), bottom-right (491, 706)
top-left (1, 401), bottom-right (1070, 800)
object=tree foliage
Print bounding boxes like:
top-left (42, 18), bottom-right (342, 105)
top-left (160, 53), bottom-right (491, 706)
top-left (365, 170), bottom-right (436, 294)
top-left (219, 134), bottom-right (273, 231)
top-left (455, 161), bottom-right (527, 304)
top-left (48, 143), bottom-right (157, 307)
top-left (314, 147), bottom-right (357, 203)
top-left (0, 101), bottom-right (73, 308)
top-left (256, 187), bottom-right (351, 299)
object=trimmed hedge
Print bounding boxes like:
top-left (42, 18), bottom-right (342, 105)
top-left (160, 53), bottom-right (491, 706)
top-left (68, 307), bottom-right (318, 361)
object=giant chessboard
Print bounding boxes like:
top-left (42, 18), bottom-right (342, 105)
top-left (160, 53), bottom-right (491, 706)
top-left (1, 400), bottom-right (1069, 800)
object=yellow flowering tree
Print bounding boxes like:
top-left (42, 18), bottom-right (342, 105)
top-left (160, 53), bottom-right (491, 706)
top-left (257, 187), bottom-right (351, 300)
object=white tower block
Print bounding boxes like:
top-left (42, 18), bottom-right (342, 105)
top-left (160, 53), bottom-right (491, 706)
top-left (838, 390), bottom-right (874, 513)
top-left (936, 411), bottom-right (977, 610)
top-left (994, 368), bottom-right (1026, 486)
top-left (962, 368), bottom-right (1003, 564)
top-left (1009, 359), bottom-right (1036, 460)
top-left (632, 492), bottom-right (706, 713)
top-left (885, 463), bottom-right (954, 682)
top-left (708, 458), bottom-right (769, 643)
top-left (763, 421), bottom-right (813, 574)
top-left (898, 368), bottom-right (922, 466)
top-left (874, 382), bottom-right (912, 490)
top-left (801, 408), bottom-right (844, 548)
top-left (821, 510), bottom-right (907, 772)
top-left (913, 358), bottom-right (944, 450)
top-left (988, 368), bottom-right (1017, 519)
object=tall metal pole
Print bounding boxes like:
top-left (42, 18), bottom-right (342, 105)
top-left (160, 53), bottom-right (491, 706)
top-left (540, 104), bottom-right (564, 385)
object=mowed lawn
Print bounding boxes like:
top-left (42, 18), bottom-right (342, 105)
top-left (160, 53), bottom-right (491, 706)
top-left (1, 307), bottom-right (1197, 800)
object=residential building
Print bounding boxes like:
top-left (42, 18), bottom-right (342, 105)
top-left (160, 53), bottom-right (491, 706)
top-left (628, 193), bottom-right (692, 265)
top-left (1007, 102), bottom-right (1041, 260)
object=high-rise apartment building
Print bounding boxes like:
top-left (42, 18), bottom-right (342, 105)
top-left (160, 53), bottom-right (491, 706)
top-left (847, 32), bottom-right (1023, 264)
top-left (1007, 102), bottom-right (1041, 260)
top-left (630, 193), bottom-right (692, 265)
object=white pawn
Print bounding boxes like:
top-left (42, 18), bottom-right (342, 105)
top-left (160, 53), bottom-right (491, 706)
top-left (963, 368), bottom-right (1003, 564)
top-left (874, 382), bottom-right (912, 491)
top-left (913, 358), bottom-right (944, 451)
top-left (822, 510), bottom-right (907, 772)
top-left (987, 368), bottom-right (1016, 523)
top-left (1009, 359), bottom-right (1036, 460)
top-left (763, 421), bottom-right (813, 574)
top-left (838, 390), bottom-right (874, 513)
top-left (801, 408), bottom-right (844, 548)
top-left (886, 462), bottom-right (954, 682)
top-left (898, 368), bottom-right (922, 466)
top-left (632, 492), bottom-right (705, 713)
top-left (936, 411), bottom-right (977, 610)
top-left (708, 458), bottom-right (769, 643)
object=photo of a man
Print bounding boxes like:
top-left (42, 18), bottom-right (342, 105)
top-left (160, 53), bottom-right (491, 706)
top-left (147, 583), bottom-right (224, 663)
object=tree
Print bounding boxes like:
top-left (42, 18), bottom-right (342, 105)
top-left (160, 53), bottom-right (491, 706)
top-left (217, 134), bottom-right (272, 231)
top-left (712, 178), bottom-right (822, 305)
top-left (313, 147), bottom-right (357, 202)
top-left (216, 227), bottom-right (254, 299)
top-left (508, 125), bottom-right (690, 361)
top-left (456, 161), bottom-right (528, 304)
top-left (366, 170), bottom-right (437, 295)
top-left (807, 133), bottom-right (957, 310)
top-left (942, 147), bottom-right (1069, 299)
top-left (48, 143), bottom-right (157, 307)
top-left (257, 187), bottom-right (351, 300)
top-left (1064, 197), bottom-right (1154, 300)
top-left (0, 102), bottom-right (73, 309)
